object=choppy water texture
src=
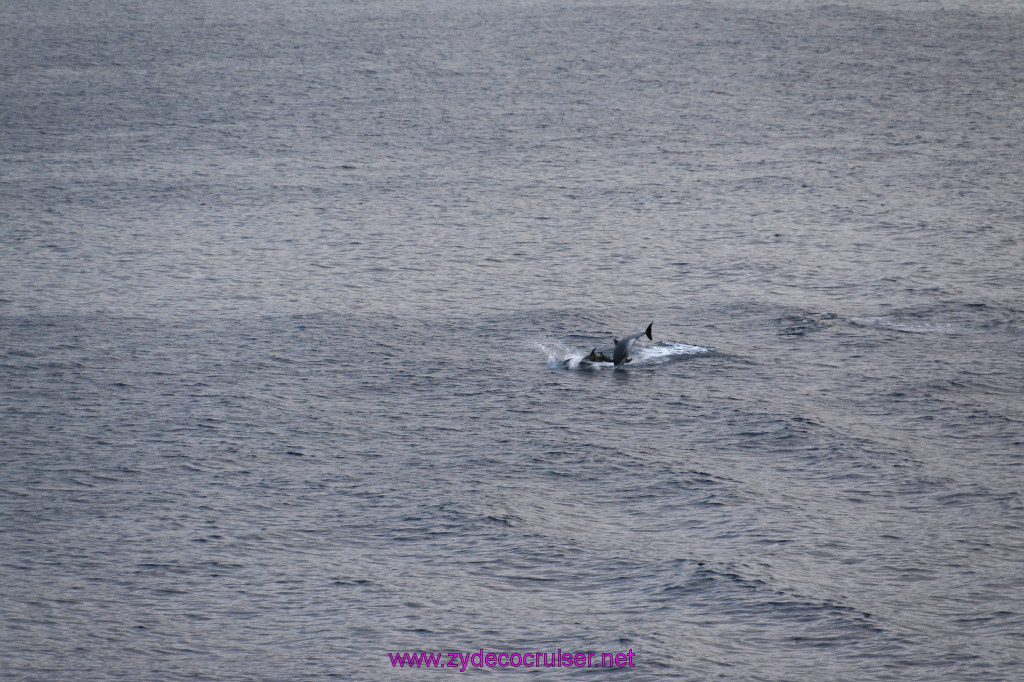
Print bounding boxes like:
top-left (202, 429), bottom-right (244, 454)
top-left (2, 1), bottom-right (1023, 679)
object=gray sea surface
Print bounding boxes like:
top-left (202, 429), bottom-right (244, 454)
top-left (2, 0), bottom-right (1023, 679)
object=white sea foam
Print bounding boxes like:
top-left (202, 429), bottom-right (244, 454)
top-left (636, 341), bottom-right (713, 360)
top-left (542, 339), bottom-right (712, 369)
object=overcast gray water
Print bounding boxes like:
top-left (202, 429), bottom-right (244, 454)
top-left (2, 1), bottom-right (1023, 679)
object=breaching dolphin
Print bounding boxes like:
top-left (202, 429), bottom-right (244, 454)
top-left (613, 322), bottom-right (653, 365)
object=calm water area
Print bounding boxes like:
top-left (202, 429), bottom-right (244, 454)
top-left (2, 1), bottom-right (1022, 679)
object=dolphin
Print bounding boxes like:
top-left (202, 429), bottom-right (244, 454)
top-left (579, 348), bottom-right (614, 367)
top-left (613, 322), bottom-right (653, 366)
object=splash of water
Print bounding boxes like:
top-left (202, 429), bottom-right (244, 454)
top-left (538, 338), bottom-right (712, 369)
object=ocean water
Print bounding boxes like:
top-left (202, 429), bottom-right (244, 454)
top-left (2, 0), bottom-right (1022, 679)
